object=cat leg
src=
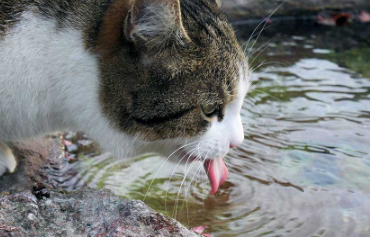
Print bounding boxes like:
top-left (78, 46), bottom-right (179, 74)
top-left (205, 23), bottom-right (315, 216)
top-left (0, 140), bottom-right (17, 176)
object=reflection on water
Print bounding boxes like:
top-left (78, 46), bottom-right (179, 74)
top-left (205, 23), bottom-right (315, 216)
top-left (56, 29), bottom-right (370, 236)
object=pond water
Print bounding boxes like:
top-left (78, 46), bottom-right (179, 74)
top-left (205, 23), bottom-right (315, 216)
top-left (58, 22), bottom-right (370, 236)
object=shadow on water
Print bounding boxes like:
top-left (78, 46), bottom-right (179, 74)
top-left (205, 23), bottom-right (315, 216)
top-left (53, 20), bottom-right (370, 236)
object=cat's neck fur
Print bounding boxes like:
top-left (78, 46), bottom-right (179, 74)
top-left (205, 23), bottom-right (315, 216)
top-left (0, 9), bottom-right (147, 159)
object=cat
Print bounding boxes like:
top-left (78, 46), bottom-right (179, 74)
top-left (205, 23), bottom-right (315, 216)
top-left (0, 0), bottom-right (249, 194)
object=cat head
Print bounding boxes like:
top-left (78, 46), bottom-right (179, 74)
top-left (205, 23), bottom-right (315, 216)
top-left (97, 0), bottom-right (249, 160)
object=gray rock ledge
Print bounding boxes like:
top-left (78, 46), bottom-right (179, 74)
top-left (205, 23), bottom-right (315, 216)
top-left (0, 188), bottom-right (198, 237)
top-left (221, 0), bottom-right (370, 21)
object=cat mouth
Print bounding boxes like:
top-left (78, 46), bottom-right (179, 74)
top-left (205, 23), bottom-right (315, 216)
top-left (178, 150), bottom-right (229, 195)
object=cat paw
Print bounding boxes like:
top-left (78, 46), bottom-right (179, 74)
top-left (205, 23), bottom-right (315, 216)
top-left (0, 142), bottom-right (17, 176)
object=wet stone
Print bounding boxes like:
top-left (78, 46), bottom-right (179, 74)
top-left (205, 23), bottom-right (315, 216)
top-left (32, 182), bottom-right (50, 200)
top-left (221, 0), bottom-right (370, 20)
top-left (0, 189), bottom-right (199, 237)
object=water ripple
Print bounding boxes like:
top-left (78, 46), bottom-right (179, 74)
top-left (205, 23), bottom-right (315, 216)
top-left (50, 39), bottom-right (370, 236)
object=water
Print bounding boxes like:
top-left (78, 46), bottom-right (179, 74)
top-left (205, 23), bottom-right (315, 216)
top-left (57, 23), bottom-right (370, 236)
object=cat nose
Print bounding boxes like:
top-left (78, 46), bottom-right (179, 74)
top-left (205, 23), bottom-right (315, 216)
top-left (229, 118), bottom-right (244, 149)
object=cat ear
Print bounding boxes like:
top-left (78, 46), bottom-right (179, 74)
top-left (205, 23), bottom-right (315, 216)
top-left (124, 0), bottom-right (191, 48)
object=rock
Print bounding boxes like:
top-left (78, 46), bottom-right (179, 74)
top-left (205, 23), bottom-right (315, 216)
top-left (0, 137), bottom-right (64, 193)
top-left (0, 137), bottom-right (199, 237)
top-left (0, 188), bottom-right (199, 237)
top-left (220, 0), bottom-right (370, 20)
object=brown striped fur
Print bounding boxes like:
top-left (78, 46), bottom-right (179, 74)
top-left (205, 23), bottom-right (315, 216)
top-left (1, 0), bottom-right (247, 141)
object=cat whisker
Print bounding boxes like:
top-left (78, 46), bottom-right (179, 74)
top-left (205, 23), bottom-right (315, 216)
top-left (249, 37), bottom-right (280, 66)
top-left (183, 148), bottom-right (211, 200)
top-left (252, 88), bottom-right (282, 102)
top-left (244, 18), bottom-right (272, 56)
top-left (173, 152), bottom-right (202, 218)
top-left (164, 146), bottom-right (200, 212)
top-left (166, 151), bottom-right (193, 214)
top-left (168, 138), bottom-right (209, 217)
top-left (250, 61), bottom-right (269, 74)
top-left (183, 159), bottom-right (204, 225)
top-left (247, 20), bottom-right (270, 58)
top-left (174, 148), bottom-right (208, 219)
top-left (244, 97), bottom-right (263, 117)
top-left (143, 141), bottom-right (199, 202)
top-left (249, 36), bottom-right (277, 58)
top-left (247, 1), bottom-right (285, 57)
top-left (251, 61), bottom-right (290, 77)
top-left (123, 133), bottom-right (141, 159)
top-left (243, 23), bottom-right (278, 56)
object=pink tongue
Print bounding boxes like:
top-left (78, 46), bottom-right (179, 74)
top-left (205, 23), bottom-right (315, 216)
top-left (204, 158), bottom-right (229, 195)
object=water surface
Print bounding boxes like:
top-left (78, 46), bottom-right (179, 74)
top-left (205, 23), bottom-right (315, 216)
top-left (58, 23), bottom-right (370, 237)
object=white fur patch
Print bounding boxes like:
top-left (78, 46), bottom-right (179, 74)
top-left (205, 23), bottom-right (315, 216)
top-left (0, 11), bottom-right (147, 160)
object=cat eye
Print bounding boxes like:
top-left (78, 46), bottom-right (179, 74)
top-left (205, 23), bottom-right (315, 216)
top-left (201, 103), bottom-right (218, 117)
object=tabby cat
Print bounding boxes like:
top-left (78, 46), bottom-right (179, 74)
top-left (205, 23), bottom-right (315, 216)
top-left (0, 0), bottom-right (249, 194)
